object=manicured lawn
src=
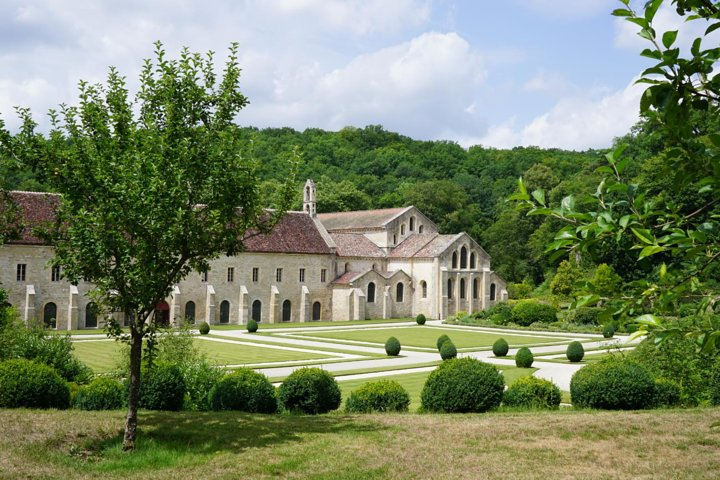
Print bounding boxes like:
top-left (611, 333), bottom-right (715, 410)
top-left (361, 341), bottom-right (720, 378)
top-left (71, 340), bottom-right (124, 372)
top-left (2, 408), bottom-right (718, 479)
top-left (291, 326), bottom-right (572, 349)
top-left (211, 317), bottom-right (414, 330)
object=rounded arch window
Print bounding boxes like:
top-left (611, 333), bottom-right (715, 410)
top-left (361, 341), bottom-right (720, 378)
top-left (219, 300), bottom-right (230, 324)
top-left (452, 252), bottom-right (458, 269)
top-left (252, 300), bottom-right (262, 322)
top-left (421, 280), bottom-right (427, 298)
top-left (447, 278), bottom-right (454, 300)
top-left (312, 302), bottom-right (321, 321)
top-left (85, 302), bottom-right (98, 328)
top-left (396, 282), bottom-right (404, 302)
top-left (460, 246), bottom-right (468, 269)
top-left (185, 301), bottom-right (196, 323)
top-left (473, 278), bottom-right (479, 299)
top-left (409, 217), bottom-right (415, 231)
top-left (282, 299), bottom-right (292, 322)
top-left (44, 302), bottom-right (57, 329)
top-left (367, 282), bottom-right (376, 303)
top-left (460, 278), bottom-right (466, 299)
top-left (401, 224), bottom-right (405, 235)
top-left (470, 252), bottom-right (476, 269)
top-left (419, 225), bottom-right (424, 233)
top-left (490, 283), bottom-right (497, 301)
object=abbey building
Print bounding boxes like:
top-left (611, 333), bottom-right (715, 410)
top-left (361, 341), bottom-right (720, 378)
top-left (0, 180), bottom-right (506, 329)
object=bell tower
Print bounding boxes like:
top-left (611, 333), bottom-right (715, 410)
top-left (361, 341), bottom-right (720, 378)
top-left (303, 179), bottom-right (316, 217)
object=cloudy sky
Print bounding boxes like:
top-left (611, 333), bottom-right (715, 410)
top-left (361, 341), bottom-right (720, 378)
top-left (0, 0), bottom-right (699, 150)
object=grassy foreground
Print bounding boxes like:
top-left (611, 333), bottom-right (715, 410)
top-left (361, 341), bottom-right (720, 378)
top-left (1, 408), bottom-right (718, 479)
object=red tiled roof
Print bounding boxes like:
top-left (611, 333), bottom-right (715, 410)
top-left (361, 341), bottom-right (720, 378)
top-left (388, 234), bottom-right (438, 258)
top-left (330, 233), bottom-right (385, 258)
top-left (318, 206), bottom-right (412, 232)
top-left (332, 271), bottom-right (364, 285)
top-left (243, 212), bottom-right (332, 255)
top-left (6, 191), bottom-right (59, 245)
top-left (413, 234), bottom-right (461, 257)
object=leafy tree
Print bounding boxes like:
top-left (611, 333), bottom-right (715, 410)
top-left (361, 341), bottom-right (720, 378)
top-left (0, 42), bottom-right (296, 449)
top-left (591, 263), bottom-right (622, 298)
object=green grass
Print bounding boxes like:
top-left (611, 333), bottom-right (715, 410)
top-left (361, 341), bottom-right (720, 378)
top-left (209, 317), bottom-right (414, 330)
top-left (71, 340), bottom-right (124, 372)
top-left (209, 334), bottom-right (387, 357)
top-left (290, 326), bottom-right (572, 349)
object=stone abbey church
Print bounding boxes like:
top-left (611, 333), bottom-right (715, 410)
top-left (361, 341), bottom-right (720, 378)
top-left (0, 180), bottom-right (507, 330)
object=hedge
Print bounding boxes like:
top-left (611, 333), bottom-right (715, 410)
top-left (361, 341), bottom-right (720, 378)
top-left (208, 368), bottom-right (277, 413)
top-left (345, 380), bottom-right (410, 413)
top-left (421, 358), bottom-right (504, 413)
top-left (278, 367), bottom-right (341, 414)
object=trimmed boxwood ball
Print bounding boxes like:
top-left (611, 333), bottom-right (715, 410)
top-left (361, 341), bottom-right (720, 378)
top-left (278, 367), bottom-right (341, 414)
top-left (421, 358), bottom-right (504, 413)
top-left (198, 321), bottom-right (210, 335)
top-left (436, 334), bottom-right (451, 351)
top-left (440, 340), bottom-right (457, 360)
top-left (603, 323), bottom-right (616, 338)
top-left (139, 363), bottom-right (186, 411)
top-left (385, 336), bottom-right (401, 356)
top-left (492, 338), bottom-right (509, 357)
top-left (503, 375), bottom-right (561, 410)
top-left (515, 347), bottom-right (534, 368)
top-left (570, 358), bottom-right (656, 410)
top-left (0, 358), bottom-right (70, 409)
top-left (247, 318), bottom-right (259, 333)
top-left (345, 380), bottom-right (410, 413)
top-left (74, 376), bottom-right (125, 410)
top-left (416, 313), bottom-right (427, 325)
top-left (208, 368), bottom-right (277, 413)
top-left (566, 341), bottom-right (585, 362)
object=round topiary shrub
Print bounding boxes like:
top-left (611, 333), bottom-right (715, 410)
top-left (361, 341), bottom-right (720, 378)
top-left (511, 300), bottom-right (557, 327)
top-left (492, 338), bottom-right (509, 357)
top-left (421, 358), bottom-right (504, 413)
top-left (515, 347), bottom-right (534, 368)
top-left (74, 376), bottom-right (125, 410)
top-left (345, 380), bottom-right (410, 413)
top-left (385, 336), bottom-right (401, 356)
top-left (416, 313), bottom-right (426, 325)
top-left (570, 358), bottom-right (656, 410)
top-left (603, 322), bottom-right (616, 338)
top-left (0, 358), bottom-right (70, 409)
top-left (278, 367), bottom-right (341, 414)
top-left (208, 368), bottom-right (277, 413)
top-left (654, 377), bottom-right (682, 408)
top-left (440, 340), bottom-right (457, 360)
top-left (566, 341), bottom-right (585, 362)
top-left (573, 307), bottom-right (602, 325)
top-left (139, 363), bottom-right (186, 411)
top-left (247, 318), bottom-right (259, 333)
top-left (199, 321), bottom-right (210, 335)
top-left (436, 334), bottom-right (451, 351)
top-left (503, 376), bottom-right (561, 410)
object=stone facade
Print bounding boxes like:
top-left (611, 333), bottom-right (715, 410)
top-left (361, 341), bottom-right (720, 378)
top-left (0, 182), bottom-right (507, 329)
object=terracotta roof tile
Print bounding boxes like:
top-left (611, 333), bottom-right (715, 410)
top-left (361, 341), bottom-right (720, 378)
top-left (388, 234), bottom-right (438, 258)
top-left (318, 206), bottom-right (412, 231)
top-left (411, 234), bottom-right (461, 258)
top-left (6, 191), bottom-right (59, 245)
top-left (332, 271), bottom-right (364, 285)
top-left (243, 212), bottom-right (332, 254)
top-left (330, 233), bottom-right (385, 258)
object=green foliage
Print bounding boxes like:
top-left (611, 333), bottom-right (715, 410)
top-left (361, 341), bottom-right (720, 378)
top-left (345, 380), bottom-right (410, 413)
top-left (654, 378), bottom-right (682, 408)
top-left (508, 280), bottom-right (534, 299)
top-left (591, 264), bottom-right (622, 298)
top-left (384, 336), bottom-right (401, 356)
top-left (503, 376), bottom-right (561, 410)
top-left (570, 358), bottom-right (656, 410)
top-left (712, 362), bottom-right (720, 406)
top-left (277, 367), bottom-right (341, 414)
top-left (492, 338), bottom-right (509, 357)
top-left (420, 358), bottom-right (504, 413)
top-left (198, 322), bottom-right (210, 335)
top-left (476, 302), bottom-right (514, 325)
top-left (0, 358), bottom-right (70, 409)
top-left (415, 313), bottom-right (426, 325)
top-left (74, 376), bottom-right (125, 410)
top-left (247, 319), bottom-right (259, 333)
top-left (439, 340), bottom-right (457, 360)
top-left (603, 323), bottom-right (616, 339)
top-left (139, 363), bottom-right (186, 411)
top-left (515, 347), bottom-right (534, 368)
top-left (573, 307), bottom-right (602, 326)
top-left (566, 341), bottom-right (585, 363)
top-left (550, 260), bottom-right (585, 297)
top-left (208, 368), bottom-right (277, 413)
top-left (436, 334), bottom-right (451, 351)
top-left (511, 300), bottom-right (557, 327)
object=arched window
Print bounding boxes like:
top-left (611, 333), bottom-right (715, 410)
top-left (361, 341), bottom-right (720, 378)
top-left (452, 252), bottom-right (458, 269)
top-left (393, 234), bottom-right (397, 244)
top-left (282, 300), bottom-right (292, 322)
top-left (367, 282), bottom-right (376, 303)
top-left (344, 262), bottom-right (350, 273)
top-left (421, 281), bottom-right (427, 298)
top-left (490, 283), bottom-right (497, 301)
top-left (460, 246), bottom-right (468, 269)
top-left (396, 283), bottom-right (404, 302)
top-left (460, 278), bottom-right (466, 299)
top-left (470, 252), bottom-right (476, 269)
top-left (473, 278), bottom-right (479, 299)
top-left (409, 217), bottom-right (415, 231)
top-left (85, 302), bottom-right (98, 328)
top-left (252, 300), bottom-right (262, 322)
top-left (185, 301), bottom-right (196, 323)
top-left (312, 302), bottom-right (321, 321)
top-left (447, 278), bottom-right (454, 300)
top-left (44, 302), bottom-right (57, 329)
top-left (219, 300), bottom-right (230, 324)
top-left (401, 224), bottom-right (405, 235)
top-left (419, 225), bottom-right (424, 233)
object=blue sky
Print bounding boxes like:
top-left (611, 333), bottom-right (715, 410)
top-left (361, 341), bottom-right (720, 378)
top-left (0, 0), bottom-right (701, 150)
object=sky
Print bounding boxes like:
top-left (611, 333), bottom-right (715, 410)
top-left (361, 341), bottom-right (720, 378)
top-left (0, 0), bottom-right (706, 151)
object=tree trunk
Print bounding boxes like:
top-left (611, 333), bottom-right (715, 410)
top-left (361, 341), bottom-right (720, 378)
top-left (123, 324), bottom-right (143, 451)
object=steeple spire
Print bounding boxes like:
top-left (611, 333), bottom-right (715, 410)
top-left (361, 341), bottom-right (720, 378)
top-left (303, 179), bottom-right (316, 217)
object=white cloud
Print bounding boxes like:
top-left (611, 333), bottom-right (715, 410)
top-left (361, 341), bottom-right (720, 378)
top-left (521, 69), bottom-right (570, 94)
top-left (518, 0), bottom-right (615, 19)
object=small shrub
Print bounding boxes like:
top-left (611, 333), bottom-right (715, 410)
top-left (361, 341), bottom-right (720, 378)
top-left (247, 319), bottom-right (258, 333)
top-left (573, 307), bottom-right (602, 325)
top-left (440, 340), bottom-right (457, 360)
top-left (198, 322), bottom-right (210, 335)
top-left (654, 378), bottom-right (682, 408)
top-left (492, 338), bottom-right (509, 357)
top-left (385, 336), bottom-right (401, 356)
top-left (345, 380), bottom-right (410, 413)
top-left (481, 302), bottom-right (514, 324)
top-left (511, 300), bottom-right (557, 327)
top-left (74, 376), bottom-right (125, 410)
top-left (416, 313), bottom-right (426, 325)
top-left (503, 376), bottom-right (561, 410)
top-left (0, 358), bottom-right (70, 409)
top-left (570, 358), bottom-right (656, 410)
top-left (515, 347), bottom-right (534, 368)
top-left (208, 368), bottom-right (277, 413)
top-left (278, 367), bottom-right (341, 414)
top-left (436, 334), bottom-right (451, 351)
top-left (712, 361), bottom-right (720, 406)
top-left (603, 323), bottom-right (616, 338)
top-left (566, 341), bottom-right (585, 362)
top-left (139, 363), bottom-right (186, 411)
top-left (421, 358), bottom-right (504, 413)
